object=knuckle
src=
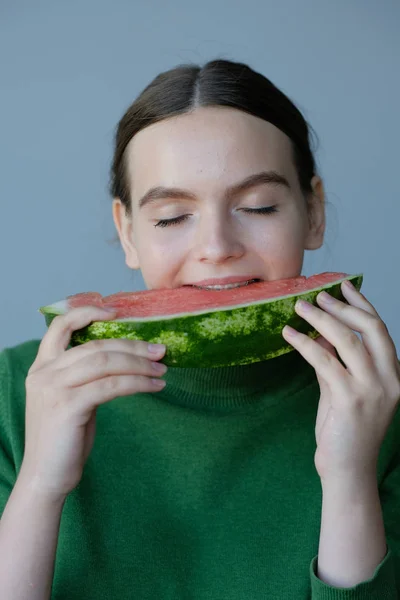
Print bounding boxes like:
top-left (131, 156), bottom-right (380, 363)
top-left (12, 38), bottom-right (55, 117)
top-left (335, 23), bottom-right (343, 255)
top-left (139, 375), bottom-right (154, 389)
top-left (26, 367), bottom-right (47, 389)
top-left (49, 311), bottom-right (76, 334)
top-left (131, 355), bottom-right (148, 372)
top-left (26, 370), bottom-right (61, 406)
top-left (90, 351), bottom-right (109, 370)
top-left (344, 329), bottom-right (359, 348)
top-left (374, 317), bottom-right (388, 334)
top-left (124, 338), bottom-right (145, 352)
top-left (104, 375), bottom-right (120, 393)
top-left (319, 349), bottom-right (334, 369)
top-left (49, 314), bottom-right (64, 328)
top-left (351, 395), bottom-right (365, 412)
top-left (88, 339), bottom-right (107, 351)
top-left (335, 301), bottom-right (346, 315)
top-left (366, 381), bottom-right (382, 398)
top-left (26, 361), bottom-right (39, 378)
top-left (136, 340), bottom-right (149, 353)
top-left (25, 371), bottom-right (39, 390)
top-left (141, 356), bottom-right (154, 374)
top-left (360, 383), bottom-right (384, 408)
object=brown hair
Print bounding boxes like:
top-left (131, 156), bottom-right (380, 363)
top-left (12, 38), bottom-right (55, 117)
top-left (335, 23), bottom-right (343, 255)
top-left (109, 58), bottom-right (320, 220)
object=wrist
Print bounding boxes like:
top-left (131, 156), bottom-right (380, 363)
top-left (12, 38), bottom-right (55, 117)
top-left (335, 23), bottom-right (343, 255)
top-left (321, 474), bottom-right (379, 505)
top-left (16, 467), bottom-right (68, 509)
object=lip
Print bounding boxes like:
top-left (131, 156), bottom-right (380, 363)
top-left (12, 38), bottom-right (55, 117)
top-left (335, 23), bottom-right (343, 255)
top-left (185, 276), bottom-right (262, 286)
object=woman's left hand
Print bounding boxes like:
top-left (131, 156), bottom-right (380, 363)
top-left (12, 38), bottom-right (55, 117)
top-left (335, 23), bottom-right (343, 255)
top-left (282, 280), bottom-right (400, 484)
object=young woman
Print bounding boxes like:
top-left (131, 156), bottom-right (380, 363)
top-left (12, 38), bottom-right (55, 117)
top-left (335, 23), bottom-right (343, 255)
top-left (0, 59), bottom-right (399, 600)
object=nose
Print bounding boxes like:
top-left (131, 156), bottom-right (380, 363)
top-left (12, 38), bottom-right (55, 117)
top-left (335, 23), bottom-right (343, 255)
top-left (191, 214), bottom-right (245, 264)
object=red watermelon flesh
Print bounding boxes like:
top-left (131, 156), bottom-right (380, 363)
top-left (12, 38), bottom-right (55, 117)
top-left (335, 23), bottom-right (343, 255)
top-left (66, 272), bottom-right (348, 319)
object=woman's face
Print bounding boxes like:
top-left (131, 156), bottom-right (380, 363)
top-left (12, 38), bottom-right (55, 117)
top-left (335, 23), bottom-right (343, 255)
top-left (113, 106), bottom-right (325, 290)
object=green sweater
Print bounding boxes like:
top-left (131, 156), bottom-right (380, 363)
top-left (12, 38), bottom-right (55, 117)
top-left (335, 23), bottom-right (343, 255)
top-left (0, 339), bottom-right (399, 599)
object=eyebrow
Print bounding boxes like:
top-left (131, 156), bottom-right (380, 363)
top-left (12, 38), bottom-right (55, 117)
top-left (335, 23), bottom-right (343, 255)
top-left (137, 170), bottom-right (291, 209)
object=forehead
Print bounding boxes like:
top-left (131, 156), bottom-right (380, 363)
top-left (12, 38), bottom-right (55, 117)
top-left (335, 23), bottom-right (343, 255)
top-left (125, 106), bottom-right (298, 199)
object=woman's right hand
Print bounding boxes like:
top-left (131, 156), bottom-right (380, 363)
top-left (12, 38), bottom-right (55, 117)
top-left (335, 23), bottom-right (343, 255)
top-left (19, 305), bottom-right (167, 502)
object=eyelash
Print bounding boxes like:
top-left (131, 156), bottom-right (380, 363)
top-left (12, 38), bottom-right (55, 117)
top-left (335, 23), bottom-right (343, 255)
top-left (154, 206), bottom-right (278, 228)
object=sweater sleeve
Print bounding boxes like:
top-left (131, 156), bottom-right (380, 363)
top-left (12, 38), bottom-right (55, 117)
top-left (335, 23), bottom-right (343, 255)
top-left (309, 409), bottom-right (400, 599)
top-left (309, 548), bottom-right (397, 599)
top-left (0, 348), bottom-right (17, 519)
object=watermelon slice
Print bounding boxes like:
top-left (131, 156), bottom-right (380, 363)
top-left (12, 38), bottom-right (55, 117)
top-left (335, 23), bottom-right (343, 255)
top-left (39, 272), bottom-right (363, 368)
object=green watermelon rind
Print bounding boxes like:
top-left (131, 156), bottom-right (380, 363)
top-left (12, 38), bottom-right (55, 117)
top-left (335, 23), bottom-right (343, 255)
top-left (39, 273), bottom-right (363, 368)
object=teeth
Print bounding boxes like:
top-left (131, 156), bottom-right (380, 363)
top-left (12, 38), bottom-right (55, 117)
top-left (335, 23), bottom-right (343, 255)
top-left (193, 279), bottom-right (258, 290)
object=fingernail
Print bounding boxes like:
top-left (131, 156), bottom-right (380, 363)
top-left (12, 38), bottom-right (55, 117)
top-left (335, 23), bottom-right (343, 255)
top-left (103, 307), bottom-right (117, 313)
top-left (152, 378), bottom-right (166, 388)
top-left (152, 361), bottom-right (167, 374)
top-left (148, 343), bottom-right (166, 354)
top-left (283, 325), bottom-right (298, 337)
top-left (296, 299), bottom-right (312, 312)
top-left (318, 291), bottom-right (334, 304)
top-left (343, 280), bottom-right (355, 290)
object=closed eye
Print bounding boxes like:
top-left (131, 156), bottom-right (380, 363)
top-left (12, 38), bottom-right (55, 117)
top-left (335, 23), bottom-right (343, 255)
top-left (154, 214), bottom-right (190, 228)
top-left (154, 206), bottom-right (278, 228)
top-left (240, 206), bottom-right (278, 215)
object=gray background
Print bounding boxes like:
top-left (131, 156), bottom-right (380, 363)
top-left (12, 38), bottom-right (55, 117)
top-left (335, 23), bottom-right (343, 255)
top-left (1, 0), bottom-right (399, 353)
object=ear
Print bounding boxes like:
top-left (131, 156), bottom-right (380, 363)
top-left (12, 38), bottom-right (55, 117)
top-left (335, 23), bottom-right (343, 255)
top-left (304, 175), bottom-right (326, 251)
top-left (112, 199), bottom-right (140, 270)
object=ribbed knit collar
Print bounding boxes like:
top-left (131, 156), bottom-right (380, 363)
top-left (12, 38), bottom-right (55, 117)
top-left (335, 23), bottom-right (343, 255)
top-left (159, 349), bottom-right (317, 413)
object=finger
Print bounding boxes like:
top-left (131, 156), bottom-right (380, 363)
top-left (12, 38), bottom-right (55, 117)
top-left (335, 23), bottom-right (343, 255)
top-left (340, 281), bottom-right (399, 371)
top-left (316, 282), bottom-right (399, 381)
top-left (312, 336), bottom-right (343, 397)
top-left (314, 334), bottom-right (337, 358)
top-left (314, 334), bottom-right (348, 371)
top-left (295, 297), bottom-right (374, 382)
top-left (36, 307), bottom-right (118, 366)
top-left (282, 326), bottom-right (349, 393)
top-left (71, 374), bottom-right (167, 412)
top-left (53, 338), bottom-right (166, 370)
top-left (57, 351), bottom-right (167, 388)
top-left (340, 280), bottom-right (380, 317)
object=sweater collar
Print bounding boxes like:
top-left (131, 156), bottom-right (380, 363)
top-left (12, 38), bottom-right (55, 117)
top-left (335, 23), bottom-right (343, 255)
top-left (158, 349), bottom-right (317, 413)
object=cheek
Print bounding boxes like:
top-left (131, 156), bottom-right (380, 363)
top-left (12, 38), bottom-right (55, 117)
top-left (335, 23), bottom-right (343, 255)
top-left (137, 232), bottom-right (186, 269)
top-left (252, 218), bottom-right (304, 250)
top-left (258, 229), bottom-right (305, 280)
top-left (150, 230), bottom-right (190, 251)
